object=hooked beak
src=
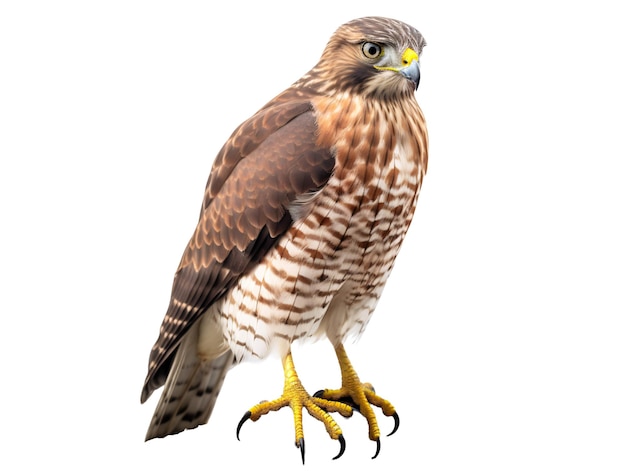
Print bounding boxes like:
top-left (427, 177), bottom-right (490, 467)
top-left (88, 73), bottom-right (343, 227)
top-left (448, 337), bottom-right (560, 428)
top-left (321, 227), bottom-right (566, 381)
top-left (400, 60), bottom-right (420, 89)
top-left (374, 47), bottom-right (421, 90)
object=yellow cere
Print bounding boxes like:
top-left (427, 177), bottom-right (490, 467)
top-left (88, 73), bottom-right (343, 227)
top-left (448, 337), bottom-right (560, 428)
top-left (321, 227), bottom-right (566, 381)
top-left (401, 47), bottom-right (419, 66)
top-left (374, 47), bottom-right (419, 72)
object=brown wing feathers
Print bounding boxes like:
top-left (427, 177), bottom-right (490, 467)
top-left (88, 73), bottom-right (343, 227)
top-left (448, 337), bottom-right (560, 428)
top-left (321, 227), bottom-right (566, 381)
top-left (141, 102), bottom-right (334, 402)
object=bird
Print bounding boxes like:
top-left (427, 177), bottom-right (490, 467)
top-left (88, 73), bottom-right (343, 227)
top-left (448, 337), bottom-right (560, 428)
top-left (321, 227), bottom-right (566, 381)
top-left (141, 16), bottom-right (428, 463)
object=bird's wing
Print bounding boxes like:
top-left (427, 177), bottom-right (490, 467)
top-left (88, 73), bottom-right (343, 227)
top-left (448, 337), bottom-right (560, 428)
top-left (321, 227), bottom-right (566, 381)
top-left (141, 99), bottom-right (335, 402)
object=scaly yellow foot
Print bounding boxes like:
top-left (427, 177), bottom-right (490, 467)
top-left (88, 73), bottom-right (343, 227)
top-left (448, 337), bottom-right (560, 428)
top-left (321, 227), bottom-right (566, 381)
top-left (313, 344), bottom-right (400, 459)
top-left (236, 351), bottom-right (352, 464)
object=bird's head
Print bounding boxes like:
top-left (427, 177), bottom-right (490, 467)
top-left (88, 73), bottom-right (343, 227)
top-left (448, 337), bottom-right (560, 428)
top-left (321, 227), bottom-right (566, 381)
top-left (303, 17), bottom-right (427, 100)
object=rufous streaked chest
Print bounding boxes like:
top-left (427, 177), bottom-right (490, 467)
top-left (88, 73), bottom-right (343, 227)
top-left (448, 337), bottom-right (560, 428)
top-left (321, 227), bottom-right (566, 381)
top-left (210, 94), bottom-right (427, 362)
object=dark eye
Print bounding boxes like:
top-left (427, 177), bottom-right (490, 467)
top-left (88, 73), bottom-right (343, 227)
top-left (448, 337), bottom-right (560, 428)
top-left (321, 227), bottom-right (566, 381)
top-left (361, 42), bottom-right (383, 59)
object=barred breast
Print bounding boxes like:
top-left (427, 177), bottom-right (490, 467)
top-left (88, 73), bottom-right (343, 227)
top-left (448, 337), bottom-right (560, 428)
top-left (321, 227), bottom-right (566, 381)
top-left (204, 94), bottom-right (427, 363)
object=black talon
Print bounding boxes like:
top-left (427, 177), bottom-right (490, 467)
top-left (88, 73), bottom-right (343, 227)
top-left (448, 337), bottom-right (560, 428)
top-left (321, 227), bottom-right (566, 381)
top-left (388, 411), bottom-right (400, 436)
top-left (313, 389), bottom-right (325, 398)
top-left (297, 437), bottom-right (305, 465)
top-left (236, 411), bottom-right (251, 440)
top-left (332, 434), bottom-right (346, 460)
top-left (372, 437), bottom-right (381, 459)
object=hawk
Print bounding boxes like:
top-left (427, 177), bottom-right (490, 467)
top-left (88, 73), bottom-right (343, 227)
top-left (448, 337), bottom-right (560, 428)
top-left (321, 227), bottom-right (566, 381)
top-left (141, 16), bottom-right (428, 463)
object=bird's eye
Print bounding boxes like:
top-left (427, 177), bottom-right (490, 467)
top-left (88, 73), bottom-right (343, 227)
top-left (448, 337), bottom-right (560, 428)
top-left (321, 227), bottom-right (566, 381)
top-left (361, 42), bottom-right (383, 59)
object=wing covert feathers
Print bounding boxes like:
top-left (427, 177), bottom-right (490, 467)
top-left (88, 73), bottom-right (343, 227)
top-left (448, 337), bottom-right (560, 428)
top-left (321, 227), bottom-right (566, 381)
top-left (142, 102), bottom-right (334, 403)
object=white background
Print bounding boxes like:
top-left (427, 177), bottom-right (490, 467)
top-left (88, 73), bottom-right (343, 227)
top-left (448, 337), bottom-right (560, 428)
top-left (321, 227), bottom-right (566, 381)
top-left (1, 1), bottom-right (624, 470)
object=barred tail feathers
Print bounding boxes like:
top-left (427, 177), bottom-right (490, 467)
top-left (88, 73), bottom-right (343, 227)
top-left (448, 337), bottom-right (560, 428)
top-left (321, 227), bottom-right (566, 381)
top-left (145, 324), bottom-right (233, 440)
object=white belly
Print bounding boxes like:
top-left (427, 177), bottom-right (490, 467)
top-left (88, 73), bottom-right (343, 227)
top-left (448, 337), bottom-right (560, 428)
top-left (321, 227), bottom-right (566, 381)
top-left (207, 139), bottom-right (423, 362)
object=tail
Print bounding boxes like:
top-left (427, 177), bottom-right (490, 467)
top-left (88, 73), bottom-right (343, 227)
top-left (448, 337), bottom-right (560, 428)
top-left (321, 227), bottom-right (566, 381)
top-left (144, 325), bottom-right (234, 440)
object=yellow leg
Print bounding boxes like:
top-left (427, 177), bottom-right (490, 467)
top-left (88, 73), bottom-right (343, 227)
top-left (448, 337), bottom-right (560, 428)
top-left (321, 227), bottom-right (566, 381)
top-left (237, 350), bottom-right (352, 464)
top-left (314, 344), bottom-right (400, 459)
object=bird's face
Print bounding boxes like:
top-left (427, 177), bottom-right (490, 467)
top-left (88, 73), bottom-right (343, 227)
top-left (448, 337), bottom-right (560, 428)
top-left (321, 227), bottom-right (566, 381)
top-left (311, 17), bottom-right (426, 100)
top-left (359, 40), bottom-right (421, 94)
